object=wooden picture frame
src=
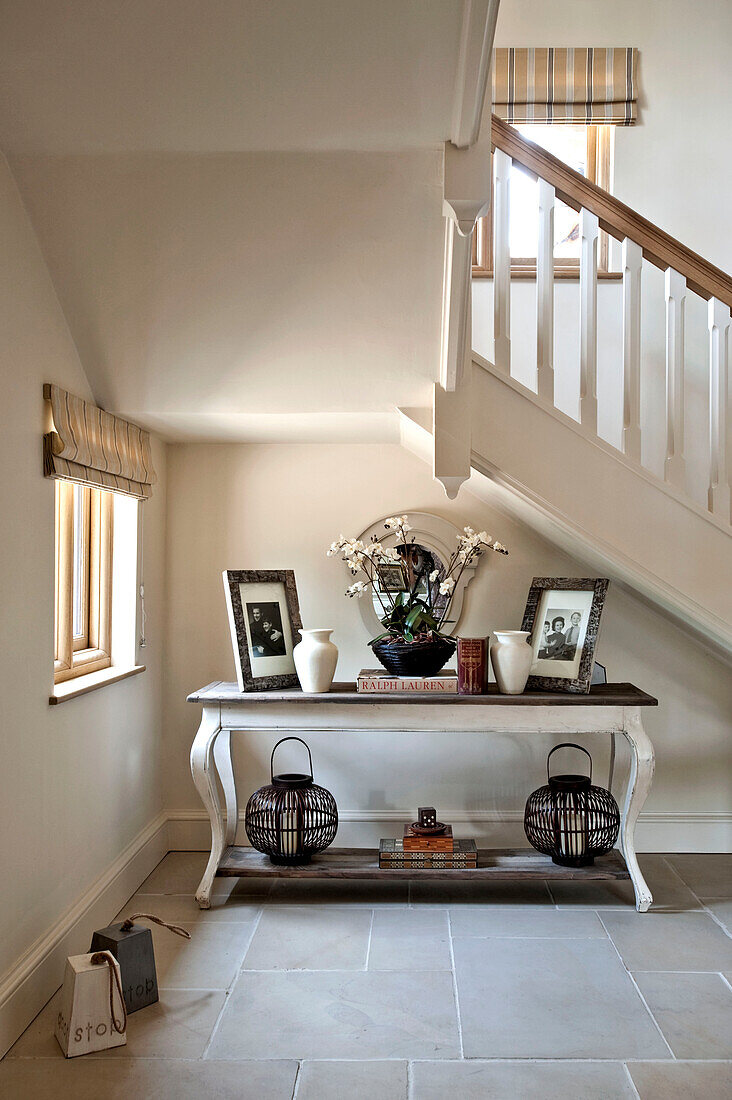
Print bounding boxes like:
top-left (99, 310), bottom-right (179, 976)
top-left (223, 569), bottom-right (303, 692)
top-left (520, 577), bottom-right (609, 694)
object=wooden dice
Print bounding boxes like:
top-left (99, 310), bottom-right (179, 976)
top-left (55, 952), bottom-right (127, 1057)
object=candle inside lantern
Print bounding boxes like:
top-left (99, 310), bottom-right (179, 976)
top-left (279, 808), bottom-right (298, 857)
top-left (558, 804), bottom-right (587, 861)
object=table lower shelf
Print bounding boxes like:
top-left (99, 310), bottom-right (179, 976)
top-left (217, 846), bottom-right (630, 881)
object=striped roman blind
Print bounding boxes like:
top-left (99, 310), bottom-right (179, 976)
top-left (43, 384), bottom-right (156, 499)
top-left (492, 48), bottom-right (638, 125)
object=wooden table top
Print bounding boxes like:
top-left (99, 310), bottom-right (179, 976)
top-left (188, 681), bottom-right (658, 707)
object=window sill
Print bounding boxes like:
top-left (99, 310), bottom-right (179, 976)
top-left (50, 664), bottom-right (146, 705)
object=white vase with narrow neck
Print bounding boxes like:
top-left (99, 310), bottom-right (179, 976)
top-left (293, 629), bottom-right (338, 693)
top-left (490, 630), bottom-right (532, 695)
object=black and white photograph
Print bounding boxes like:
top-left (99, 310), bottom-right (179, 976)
top-left (521, 578), bottom-right (609, 693)
top-left (246, 602), bottom-right (287, 657)
top-left (223, 570), bottom-right (303, 691)
top-left (375, 562), bottom-right (407, 593)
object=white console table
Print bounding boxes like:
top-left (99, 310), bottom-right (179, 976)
top-left (188, 681), bottom-right (657, 911)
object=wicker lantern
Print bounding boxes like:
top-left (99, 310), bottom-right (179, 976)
top-left (245, 737), bottom-right (338, 864)
top-left (524, 743), bottom-right (619, 866)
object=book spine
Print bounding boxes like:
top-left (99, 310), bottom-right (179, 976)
top-left (457, 637), bottom-right (488, 695)
top-left (357, 677), bottom-right (458, 693)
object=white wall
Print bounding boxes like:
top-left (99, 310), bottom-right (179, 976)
top-left (165, 442), bottom-right (731, 853)
top-left (0, 157), bottom-right (167, 1051)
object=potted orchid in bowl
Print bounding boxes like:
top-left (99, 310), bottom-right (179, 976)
top-left (327, 515), bottom-right (508, 677)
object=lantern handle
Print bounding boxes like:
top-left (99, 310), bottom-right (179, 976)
top-left (547, 743), bottom-right (592, 783)
top-left (270, 736), bottom-right (314, 782)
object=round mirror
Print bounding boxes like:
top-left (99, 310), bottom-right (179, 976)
top-left (353, 512), bottom-right (478, 638)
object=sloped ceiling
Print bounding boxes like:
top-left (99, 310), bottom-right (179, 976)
top-left (1, 1), bottom-right (473, 439)
top-left (0, 0), bottom-right (463, 154)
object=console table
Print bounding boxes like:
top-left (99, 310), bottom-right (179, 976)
top-left (188, 682), bottom-right (658, 911)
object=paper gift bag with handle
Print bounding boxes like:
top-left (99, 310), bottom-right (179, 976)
top-left (55, 950), bottom-right (127, 1057)
top-left (90, 913), bottom-right (190, 1013)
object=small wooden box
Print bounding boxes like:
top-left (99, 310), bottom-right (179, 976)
top-left (55, 953), bottom-right (127, 1057)
top-left (90, 921), bottom-right (158, 1013)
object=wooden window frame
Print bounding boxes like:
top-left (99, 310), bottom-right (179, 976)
top-left (473, 124), bottom-right (616, 278)
top-left (54, 481), bottom-right (113, 684)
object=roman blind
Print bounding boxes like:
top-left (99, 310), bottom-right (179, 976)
top-left (43, 384), bottom-right (156, 499)
top-left (492, 47), bottom-right (638, 125)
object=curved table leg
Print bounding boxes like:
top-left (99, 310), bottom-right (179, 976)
top-left (620, 708), bottom-right (655, 912)
top-left (190, 705), bottom-right (224, 908)
top-left (213, 728), bottom-right (239, 846)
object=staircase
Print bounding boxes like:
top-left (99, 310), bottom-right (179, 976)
top-left (417, 116), bottom-right (732, 656)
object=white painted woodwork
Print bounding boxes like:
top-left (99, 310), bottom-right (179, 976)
top-left (55, 953), bottom-right (126, 1057)
top-left (622, 239), bottom-right (643, 463)
top-left (213, 728), bottom-right (238, 846)
top-left (708, 297), bottom-right (732, 521)
top-left (189, 688), bottom-right (656, 911)
top-left (433, 376), bottom-right (473, 499)
top-left (439, 214), bottom-right (473, 391)
top-left (579, 208), bottom-right (599, 433)
top-left (536, 179), bottom-right (555, 402)
top-left (493, 149), bottom-right (512, 375)
top-left (450, 0), bottom-right (500, 148)
top-left (664, 267), bottom-right (687, 488)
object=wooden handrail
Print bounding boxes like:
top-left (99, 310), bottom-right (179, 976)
top-left (491, 114), bottom-right (732, 308)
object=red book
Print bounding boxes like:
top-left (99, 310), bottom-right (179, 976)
top-left (457, 637), bottom-right (488, 694)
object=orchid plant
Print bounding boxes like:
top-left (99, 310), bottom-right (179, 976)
top-left (327, 515), bottom-right (508, 644)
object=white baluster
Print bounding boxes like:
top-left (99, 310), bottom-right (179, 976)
top-left (493, 149), bottom-right (511, 375)
top-left (579, 208), bottom-right (599, 432)
top-left (537, 179), bottom-right (555, 402)
top-left (708, 297), bottom-right (731, 522)
top-left (664, 268), bottom-right (687, 488)
top-left (622, 239), bottom-right (643, 462)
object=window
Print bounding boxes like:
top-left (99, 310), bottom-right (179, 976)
top-left (473, 124), bottom-right (614, 277)
top-left (54, 481), bottom-right (113, 683)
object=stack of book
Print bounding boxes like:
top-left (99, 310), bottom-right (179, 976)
top-left (379, 835), bottom-right (478, 869)
top-left (357, 669), bottom-right (457, 694)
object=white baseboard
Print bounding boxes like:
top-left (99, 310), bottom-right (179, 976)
top-left (166, 808), bottom-right (732, 854)
top-left (0, 811), bottom-right (168, 1060)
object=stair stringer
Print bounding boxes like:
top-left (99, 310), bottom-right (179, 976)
top-left (399, 385), bottom-right (732, 661)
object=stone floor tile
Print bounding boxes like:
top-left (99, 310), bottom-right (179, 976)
top-left (368, 910), bottom-right (451, 971)
top-left (600, 911), bottom-right (732, 972)
top-left (627, 1060), bottom-right (732, 1100)
top-left (665, 854), bottom-right (732, 898)
top-left (452, 936), bottom-right (670, 1059)
top-left (7, 989), bottom-right (225, 1060)
top-left (296, 1059), bottom-right (407, 1099)
top-left (634, 972), bottom-right (732, 1059)
top-left (115, 892), bottom-right (264, 924)
top-left (0, 1057), bottom-right (298, 1099)
top-left (207, 969), bottom-right (460, 1060)
top-left (410, 1059), bottom-right (636, 1099)
top-left (243, 907), bottom-right (371, 970)
top-left (449, 906), bottom-right (606, 938)
top-left (550, 855), bottom-right (699, 910)
top-left (267, 879), bottom-right (408, 907)
top-left (153, 920), bottom-right (257, 988)
top-left (409, 880), bottom-right (553, 906)
top-left (703, 897), bottom-right (732, 935)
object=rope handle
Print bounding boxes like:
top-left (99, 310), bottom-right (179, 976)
top-left (90, 950), bottom-right (127, 1035)
top-left (120, 913), bottom-right (191, 940)
top-left (270, 736), bottom-right (313, 782)
top-left (547, 742), bottom-right (593, 783)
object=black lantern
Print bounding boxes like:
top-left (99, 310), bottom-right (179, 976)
top-left (245, 737), bottom-right (338, 864)
top-left (524, 743), bottom-right (620, 866)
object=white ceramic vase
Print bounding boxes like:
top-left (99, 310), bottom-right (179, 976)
top-left (490, 630), bottom-right (532, 695)
top-left (293, 629), bottom-right (338, 693)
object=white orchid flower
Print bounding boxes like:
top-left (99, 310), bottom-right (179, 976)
top-left (429, 569), bottom-right (440, 582)
top-left (439, 577), bottom-right (456, 595)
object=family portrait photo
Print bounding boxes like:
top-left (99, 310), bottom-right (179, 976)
top-left (246, 602), bottom-right (287, 657)
top-left (537, 609), bottom-right (584, 661)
